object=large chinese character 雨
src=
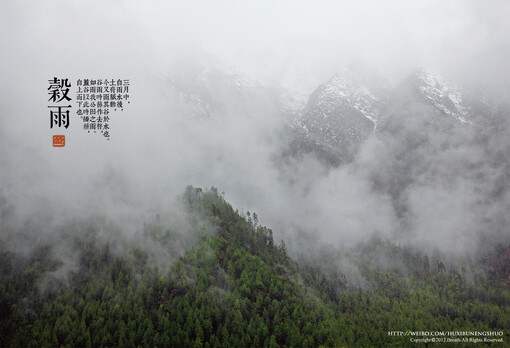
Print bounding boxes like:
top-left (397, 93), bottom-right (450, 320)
top-left (48, 105), bottom-right (71, 128)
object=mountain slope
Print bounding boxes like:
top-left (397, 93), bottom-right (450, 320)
top-left (289, 66), bottom-right (389, 163)
top-left (0, 187), bottom-right (342, 347)
top-left (1, 187), bottom-right (509, 347)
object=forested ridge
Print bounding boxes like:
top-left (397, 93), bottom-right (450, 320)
top-left (1, 187), bottom-right (509, 347)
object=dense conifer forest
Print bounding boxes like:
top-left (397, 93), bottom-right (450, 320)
top-left (1, 187), bottom-right (509, 347)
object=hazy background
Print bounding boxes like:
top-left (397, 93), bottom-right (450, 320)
top-left (1, 0), bottom-right (509, 262)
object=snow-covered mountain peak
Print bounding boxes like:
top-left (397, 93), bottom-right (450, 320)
top-left (413, 69), bottom-right (470, 124)
top-left (289, 66), bottom-right (390, 160)
top-left (317, 69), bottom-right (383, 124)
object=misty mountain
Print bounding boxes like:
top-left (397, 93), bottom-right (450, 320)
top-left (153, 60), bottom-right (282, 122)
top-left (157, 75), bottom-right (213, 120)
top-left (378, 69), bottom-right (479, 140)
top-left (397, 69), bottom-right (470, 122)
top-left (283, 66), bottom-right (507, 168)
top-left (151, 61), bottom-right (503, 176)
top-left (282, 65), bottom-right (388, 164)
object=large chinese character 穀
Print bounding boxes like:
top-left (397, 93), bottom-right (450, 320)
top-left (48, 77), bottom-right (72, 103)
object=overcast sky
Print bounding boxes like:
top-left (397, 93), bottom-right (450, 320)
top-left (2, 1), bottom-right (510, 86)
